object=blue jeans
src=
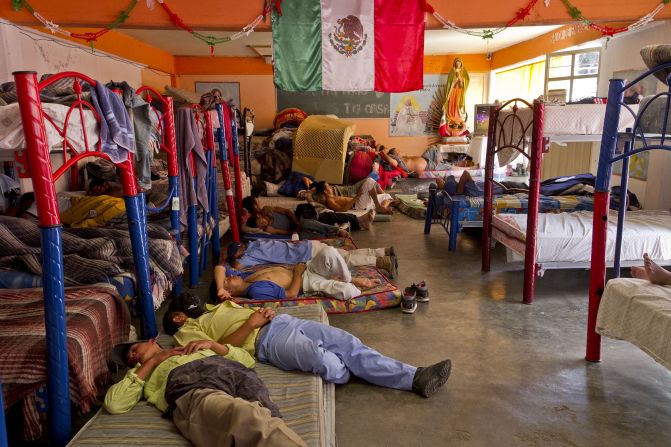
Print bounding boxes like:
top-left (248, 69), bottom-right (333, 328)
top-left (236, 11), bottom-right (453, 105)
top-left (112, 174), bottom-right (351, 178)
top-left (256, 314), bottom-right (416, 390)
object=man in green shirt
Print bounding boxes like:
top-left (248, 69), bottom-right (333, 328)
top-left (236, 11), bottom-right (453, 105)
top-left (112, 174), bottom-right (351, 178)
top-left (103, 338), bottom-right (306, 447)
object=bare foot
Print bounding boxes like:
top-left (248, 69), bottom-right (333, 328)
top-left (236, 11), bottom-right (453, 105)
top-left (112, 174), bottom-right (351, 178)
top-left (630, 266), bottom-right (649, 281)
top-left (643, 253), bottom-right (671, 285)
top-left (357, 209), bottom-right (375, 230)
top-left (376, 206), bottom-right (394, 215)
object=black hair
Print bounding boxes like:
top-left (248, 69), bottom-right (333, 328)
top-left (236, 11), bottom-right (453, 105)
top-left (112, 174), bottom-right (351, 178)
top-left (388, 148), bottom-right (398, 156)
top-left (162, 310), bottom-right (183, 336)
top-left (246, 216), bottom-right (259, 228)
top-left (89, 177), bottom-right (107, 188)
top-left (311, 181), bottom-right (327, 194)
top-left (241, 196), bottom-right (257, 213)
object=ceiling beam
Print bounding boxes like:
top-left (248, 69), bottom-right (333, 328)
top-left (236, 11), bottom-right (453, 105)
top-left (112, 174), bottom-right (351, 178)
top-left (1, 0), bottom-right (669, 30)
top-left (174, 56), bottom-right (273, 75)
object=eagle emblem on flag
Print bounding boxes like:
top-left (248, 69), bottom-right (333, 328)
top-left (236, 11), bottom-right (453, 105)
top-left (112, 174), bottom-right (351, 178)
top-left (328, 15), bottom-right (367, 57)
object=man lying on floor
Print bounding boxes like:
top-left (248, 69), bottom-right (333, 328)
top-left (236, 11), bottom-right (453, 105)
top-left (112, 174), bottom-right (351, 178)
top-left (305, 177), bottom-right (397, 215)
top-left (224, 239), bottom-right (397, 278)
top-left (103, 338), bottom-right (306, 447)
top-left (163, 298), bottom-right (452, 399)
top-left (213, 246), bottom-right (381, 301)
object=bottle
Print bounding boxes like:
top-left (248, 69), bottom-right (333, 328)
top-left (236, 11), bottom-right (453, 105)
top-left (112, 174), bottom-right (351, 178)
top-left (291, 232), bottom-right (299, 241)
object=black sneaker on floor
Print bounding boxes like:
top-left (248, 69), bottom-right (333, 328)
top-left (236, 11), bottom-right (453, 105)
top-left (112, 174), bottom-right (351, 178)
top-left (412, 359), bottom-right (452, 398)
top-left (401, 287), bottom-right (417, 314)
top-left (415, 281), bottom-right (429, 302)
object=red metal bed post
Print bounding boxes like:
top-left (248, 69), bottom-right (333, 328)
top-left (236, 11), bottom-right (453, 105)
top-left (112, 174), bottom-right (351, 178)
top-left (522, 100), bottom-right (545, 304)
top-left (230, 107), bottom-right (244, 212)
top-left (482, 105), bottom-right (499, 272)
top-left (13, 70), bottom-right (71, 446)
top-left (586, 79), bottom-right (624, 362)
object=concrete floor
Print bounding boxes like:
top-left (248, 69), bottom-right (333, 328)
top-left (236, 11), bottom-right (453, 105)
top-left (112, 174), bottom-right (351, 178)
top-left (326, 214), bottom-right (671, 447)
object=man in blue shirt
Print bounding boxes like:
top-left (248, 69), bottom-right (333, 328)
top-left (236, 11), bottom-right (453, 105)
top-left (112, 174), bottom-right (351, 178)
top-left (226, 240), bottom-right (397, 278)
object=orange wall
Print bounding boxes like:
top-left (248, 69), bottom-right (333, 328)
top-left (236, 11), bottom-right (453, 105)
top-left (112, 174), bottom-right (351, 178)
top-left (2, 0), bottom-right (669, 29)
top-left (176, 54), bottom-right (488, 156)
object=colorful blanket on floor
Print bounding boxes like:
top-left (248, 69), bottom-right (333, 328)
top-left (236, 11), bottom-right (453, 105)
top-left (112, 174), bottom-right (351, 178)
top-left (0, 285), bottom-right (129, 441)
top-left (0, 215), bottom-right (183, 308)
top-left (230, 237), bottom-right (400, 313)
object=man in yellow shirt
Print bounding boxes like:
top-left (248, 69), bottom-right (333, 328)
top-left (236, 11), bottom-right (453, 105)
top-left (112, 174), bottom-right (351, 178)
top-left (165, 300), bottom-right (452, 399)
top-left (103, 337), bottom-right (306, 447)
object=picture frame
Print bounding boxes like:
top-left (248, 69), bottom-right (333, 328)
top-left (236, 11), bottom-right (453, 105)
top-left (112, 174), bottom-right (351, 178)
top-left (473, 104), bottom-right (495, 136)
top-left (195, 81), bottom-right (241, 109)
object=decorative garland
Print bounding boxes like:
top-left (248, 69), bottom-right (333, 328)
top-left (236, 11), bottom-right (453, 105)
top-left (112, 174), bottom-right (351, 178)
top-left (555, 0), bottom-right (670, 37)
top-left (154, 0), bottom-right (271, 54)
top-left (12, 0), bottom-right (137, 45)
top-left (427, 0), bottom-right (541, 39)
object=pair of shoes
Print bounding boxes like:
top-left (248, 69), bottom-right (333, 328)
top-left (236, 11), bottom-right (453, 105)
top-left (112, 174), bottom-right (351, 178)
top-left (376, 256), bottom-right (397, 279)
top-left (406, 281), bottom-right (429, 302)
top-left (401, 286), bottom-right (417, 314)
top-left (412, 359), bottom-right (452, 398)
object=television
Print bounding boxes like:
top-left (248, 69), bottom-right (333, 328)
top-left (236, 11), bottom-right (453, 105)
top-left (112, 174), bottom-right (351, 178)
top-left (473, 104), bottom-right (496, 137)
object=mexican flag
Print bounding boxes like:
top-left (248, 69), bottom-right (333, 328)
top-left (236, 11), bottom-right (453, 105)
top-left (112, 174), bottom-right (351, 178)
top-left (272, 0), bottom-right (426, 93)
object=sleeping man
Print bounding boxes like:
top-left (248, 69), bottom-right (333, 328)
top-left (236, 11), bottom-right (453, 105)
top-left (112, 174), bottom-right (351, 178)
top-left (163, 300), bottom-right (452, 400)
top-left (103, 338), bottom-right (306, 446)
top-left (224, 240), bottom-right (397, 278)
top-left (305, 177), bottom-right (396, 215)
top-left (213, 246), bottom-right (383, 302)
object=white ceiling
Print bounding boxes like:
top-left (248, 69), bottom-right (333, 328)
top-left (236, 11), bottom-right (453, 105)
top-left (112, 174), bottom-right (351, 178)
top-left (120, 25), bottom-right (562, 57)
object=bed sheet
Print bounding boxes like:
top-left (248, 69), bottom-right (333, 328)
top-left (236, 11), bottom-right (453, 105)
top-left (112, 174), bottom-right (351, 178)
top-left (0, 284), bottom-right (130, 441)
top-left (493, 210), bottom-right (671, 264)
top-left (596, 278), bottom-right (671, 371)
top-left (0, 103), bottom-right (99, 152)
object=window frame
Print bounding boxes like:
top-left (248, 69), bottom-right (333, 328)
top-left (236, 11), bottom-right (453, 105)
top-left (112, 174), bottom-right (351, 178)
top-left (544, 47), bottom-right (602, 102)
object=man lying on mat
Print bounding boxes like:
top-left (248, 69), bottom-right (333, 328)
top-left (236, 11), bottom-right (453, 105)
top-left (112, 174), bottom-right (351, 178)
top-left (631, 253), bottom-right (671, 286)
top-left (162, 299), bottom-right (452, 400)
top-left (104, 336), bottom-right (306, 447)
top-left (213, 246), bottom-right (381, 301)
top-left (304, 177), bottom-right (397, 215)
top-left (224, 240), bottom-right (397, 278)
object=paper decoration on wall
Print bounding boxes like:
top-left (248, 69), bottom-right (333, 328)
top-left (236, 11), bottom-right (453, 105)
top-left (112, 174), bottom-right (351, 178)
top-left (389, 75), bottom-right (447, 136)
top-left (272, 0), bottom-right (426, 92)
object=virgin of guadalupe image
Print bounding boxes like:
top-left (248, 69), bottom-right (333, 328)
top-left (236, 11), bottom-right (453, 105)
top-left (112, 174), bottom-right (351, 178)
top-left (440, 58), bottom-right (470, 136)
top-left (392, 95), bottom-right (424, 135)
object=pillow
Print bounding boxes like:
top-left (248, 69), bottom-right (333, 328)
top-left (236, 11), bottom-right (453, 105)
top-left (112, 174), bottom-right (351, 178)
top-left (640, 45), bottom-right (671, 85)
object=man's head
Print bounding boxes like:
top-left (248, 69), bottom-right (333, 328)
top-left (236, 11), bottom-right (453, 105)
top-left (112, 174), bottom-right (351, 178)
top-left (246, 216), bottom-right (269, 229)
top-left (226, 242), bottom-right (247, 262)
top-left (311, 181), bottom-right (330, 195)
top-left (162, 311), bottom-right (189, 336)
top-left (388, 148), bottom-right (400, 157)
top-left (223, 275), bottom-right (246, 295)
top-left (88, 178), bottom-right (110, 196)
top-left (242, 196), bottom-right (260, 214)
top-left (111, 338), bottom-right (161, 368)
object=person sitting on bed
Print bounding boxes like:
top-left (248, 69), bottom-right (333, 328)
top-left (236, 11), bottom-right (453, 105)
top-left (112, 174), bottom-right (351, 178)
top-left (213, 245), bottom-right (384, 302)
top-left (162, 299), bottom-right (452, 399)
top-left (304, 178), bottom-right (396, 215)
top-left (224, 240), bottom-right (397, 277)
top-left (631, 253), bottom-right (671, 286)
top-left (103, 338), bottom-right (307, 447)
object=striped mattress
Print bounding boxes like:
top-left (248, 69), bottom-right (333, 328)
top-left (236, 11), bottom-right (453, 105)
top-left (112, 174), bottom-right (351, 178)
top-left (67, 305), bottom-right (335, 447)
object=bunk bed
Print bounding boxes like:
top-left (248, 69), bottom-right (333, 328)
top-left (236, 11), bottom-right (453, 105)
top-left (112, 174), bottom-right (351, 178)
top-left (2, 71), bottom-right (158, 445)
top-left (0, 83), bottom-right (184, 311)
top-left (587, 61), bottom-right (671, 367)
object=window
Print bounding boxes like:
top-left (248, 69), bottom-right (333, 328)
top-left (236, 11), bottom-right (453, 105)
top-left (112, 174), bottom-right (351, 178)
top-left (545, 48), bottom-right (601, 103)
top-left (490, 60), bottom-right (546, 103)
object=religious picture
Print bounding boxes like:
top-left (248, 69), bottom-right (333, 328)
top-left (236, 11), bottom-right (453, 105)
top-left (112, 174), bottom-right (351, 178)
top-left (389, 75), bottom-right (446, 136)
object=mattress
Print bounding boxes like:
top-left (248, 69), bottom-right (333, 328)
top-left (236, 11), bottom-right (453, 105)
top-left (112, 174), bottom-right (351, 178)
top-left (492, 210), bottom-right (671, 264)
top-left (396, 194), bottom-right (427, 220)
top-left (596, 278), bottom-right (671, 371)
top-left (1, 285), bottom-right (129, 441)
top-left (67, 305), bottom-right (336, 447)
top-left (0, 102), bottom-right (99, 152)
